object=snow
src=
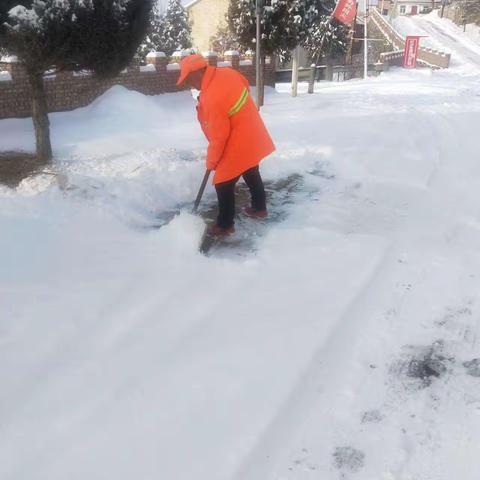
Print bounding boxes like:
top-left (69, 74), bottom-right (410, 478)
top-left (73, 70), bottom-right (92, 77)
top-left (392, 11), bottom-right (480, 73)
top-left (2, 15), bottom-right (480, 480)
top-left (139, 64), bottom-right (156, 72)
top-left (170, 50), bottom-right (194, 61)
top-left (8, 5), bottom-right (40, 29)
top-left (460, 22), bottom-right (480, 48)
top-left (1, 55), bottom-right (19, 63)
top-left (166, 62), bottom-right (180, 70)
top-left (146, 51), bottom-right (166, 58)
top-left (0, 71), bottom-right (12, 81)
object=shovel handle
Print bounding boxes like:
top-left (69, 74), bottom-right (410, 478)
top-left (192, 169), bottom-right (211, 213)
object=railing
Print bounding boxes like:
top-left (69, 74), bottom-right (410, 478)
top-left (380, 50), bottom-right (404, 66)
top-left (276, 62), bottom-right (389, 83)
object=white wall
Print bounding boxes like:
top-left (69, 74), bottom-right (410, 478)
top-left (398, 3), bottom-right (430, 15)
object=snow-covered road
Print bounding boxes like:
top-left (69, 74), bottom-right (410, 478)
top-left (393, 11), bottom-right (480, 72)
top-left (2, 29), bottom-right (480, 479)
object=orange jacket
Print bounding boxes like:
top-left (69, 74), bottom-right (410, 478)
top-left (196, 66), bottom-right (275, 184)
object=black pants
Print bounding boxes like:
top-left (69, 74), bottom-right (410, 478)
top-left (215, 166), bottom-right (266, 228)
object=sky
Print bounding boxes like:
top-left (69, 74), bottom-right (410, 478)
top-left (157, 0), bottom-right (191, 13)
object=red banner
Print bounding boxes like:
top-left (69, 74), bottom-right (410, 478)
top-left (403, 36), bottom-right (421, 68)
top-left (332, 0), bottom-right (357, 25)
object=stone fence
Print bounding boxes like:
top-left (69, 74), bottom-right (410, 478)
top-left (380, 50), bottom-right (405, 66)
top-left (0, 51), bottom-right (275, 120)
top-left (370, 8), bottom-right (451, 69)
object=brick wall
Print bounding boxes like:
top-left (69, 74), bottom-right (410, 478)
top-left (0, 51), bottom-right (276, 120)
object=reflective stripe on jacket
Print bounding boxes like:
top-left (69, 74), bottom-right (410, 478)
top-left (196, 66), bottom-right (275, 184)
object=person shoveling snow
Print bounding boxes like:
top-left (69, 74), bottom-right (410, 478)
top-left (177, 54), bottom-right (275, 236)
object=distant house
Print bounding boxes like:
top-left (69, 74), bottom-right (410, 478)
top-left (185, 0), bottom-right (229, 52)
top-left (377, 0), bottom-right (440, 16)
top-left (396, 0), bottom-right (434, 15)
top-left (377, 0), bottom-right (395, 15)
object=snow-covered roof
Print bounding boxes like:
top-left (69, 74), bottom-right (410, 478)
top-left (146, 52), bottom-right (166, 58)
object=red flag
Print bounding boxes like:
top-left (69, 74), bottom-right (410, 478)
top-left (403, 36), bottom-right (421, 68)
top-left (332, 0), bottom-right (357, 25)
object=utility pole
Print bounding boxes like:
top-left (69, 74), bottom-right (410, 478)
top-left (364, 0), bottom-right (368, 79)
top-left (255, 0), bottom-right (262, 108)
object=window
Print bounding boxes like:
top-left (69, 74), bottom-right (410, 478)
top-left (382, 8), bottom-right (388, 14)
top-left (400, 5), bottom-right (406, 13)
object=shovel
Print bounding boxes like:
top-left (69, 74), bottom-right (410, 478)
top-left (192, 169), bottom-right (211, 213)
top-left (193, 169), bottom-right (219, 254)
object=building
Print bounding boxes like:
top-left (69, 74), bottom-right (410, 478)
top-left (185, 0), bottom-right (229, 53)
top-left (396, 0), bottom-right (434, 15)
top-left (377, 0), bottom-right (440, 16)
top-left (377, 0), bottom-right (395, 15)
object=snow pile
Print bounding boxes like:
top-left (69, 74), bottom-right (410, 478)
top-left (2, 56), bottom-right (480, 479)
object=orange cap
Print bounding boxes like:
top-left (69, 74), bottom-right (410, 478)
top-left (176, 54), bottom-right (208, 86)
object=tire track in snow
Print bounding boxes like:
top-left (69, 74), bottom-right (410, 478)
top-left (232, 103), bottom-right (462, 479)
top-left (231, 241), bottom-right (418, 479)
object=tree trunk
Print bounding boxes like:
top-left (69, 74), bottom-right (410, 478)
top-left (307, 64), bottom-right (316, 94)
top-left (308, 17), bottom-right (333, 93)
top-left (308, 52), bottom-right (321, 93)
top-left (291, 47), bottom-right (300, 97)
top-left (28, 71), bottom-right (52, 162)
top-left (346, 15), bottom-right (357, 66)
